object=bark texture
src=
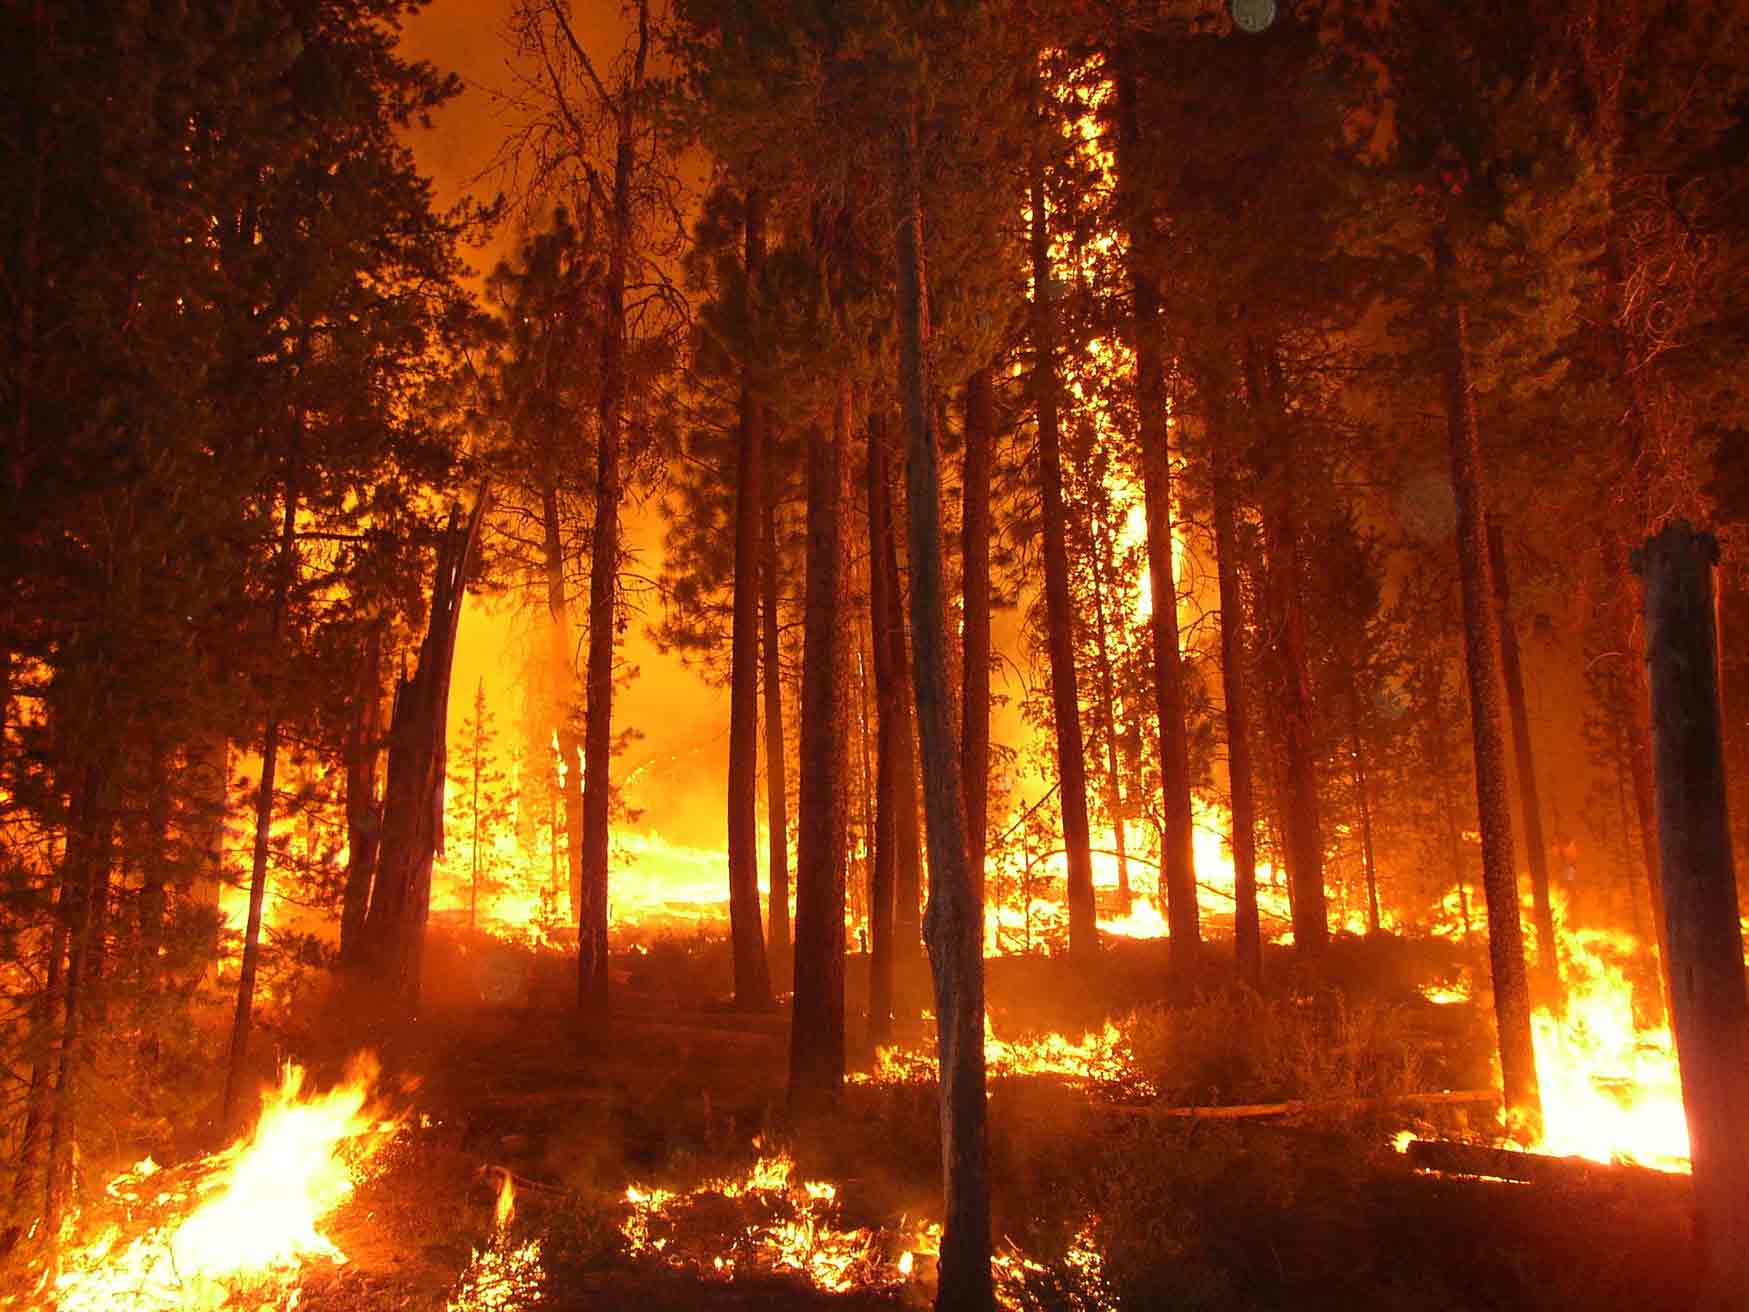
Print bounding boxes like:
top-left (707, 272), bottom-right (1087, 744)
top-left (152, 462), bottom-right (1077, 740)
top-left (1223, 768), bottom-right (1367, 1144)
top-left (897, 105), bottom-right (993, 1312)
top-left (1634, 523), bottom-right (1749, 1312)
top-left (1436, 226), bottom-right (1540, 1128)
top-left (788, 376), bottom-right (852, 1114)
top-left (726, 192), bottom-right (773, 1011)
top-left (762, 479), bottom-right (791, 982)
top-left (1491, 523), bottom-right (1558, 1000)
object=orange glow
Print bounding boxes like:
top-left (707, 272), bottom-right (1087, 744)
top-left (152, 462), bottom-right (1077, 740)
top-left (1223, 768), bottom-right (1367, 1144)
top-left (48, 1056), bottom-right (400, 1311)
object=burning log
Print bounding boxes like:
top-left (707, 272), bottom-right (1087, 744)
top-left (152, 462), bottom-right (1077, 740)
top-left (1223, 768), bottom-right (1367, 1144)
top-left (1111, 1089), bottom-right (1502, 1123)
top-left (1401, 1138), bottom-right (1689, 1195)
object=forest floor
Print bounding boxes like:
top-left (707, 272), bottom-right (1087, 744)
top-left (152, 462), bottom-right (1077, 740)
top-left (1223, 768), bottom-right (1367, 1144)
top-left (249, 930), bottom-right (1703, 1312)
top-left (9, 931), bottom-right (1698, 1311)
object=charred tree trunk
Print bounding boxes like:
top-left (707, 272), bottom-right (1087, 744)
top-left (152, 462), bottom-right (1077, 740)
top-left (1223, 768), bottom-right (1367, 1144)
top-left (1212, 417), bottom-right (1262, 985)
top-left (1436, 225), bottom-right (1540, 1129)
top-left (897, 103), bottom-right (993, 1312)
top-left (1491, 523), bottom-right (1558, 999)
top-left (961, 367), bottom-right (995, 903)
top-left (224, 445), bottom-right (302, 1126)
top-left (727, 192), bottom-right (774, 1012)
top-left (1028, 150), bottom-right (1097, 962)
top-left (340, 621), bottom-right (384, 964)
top-left (883, 464), bottom-right (925, 995)
top-left (868, 416), bottom-right (902, 1040)
top-left (356, 499), bottom-right (485, 1017)
top-left (763, 475), bottom-right (792, 984)
top-left (788, 376), bottom-right (853, 1114)
top-left (1633, 524), bottom-right (1749, 1312)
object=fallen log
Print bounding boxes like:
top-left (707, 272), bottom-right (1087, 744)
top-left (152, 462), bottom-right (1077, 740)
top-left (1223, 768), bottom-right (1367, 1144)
top-left (1403, 1137), bottom-right (1689, 1193)
top-left (1104, 1089), bottom-right (1501, 1122)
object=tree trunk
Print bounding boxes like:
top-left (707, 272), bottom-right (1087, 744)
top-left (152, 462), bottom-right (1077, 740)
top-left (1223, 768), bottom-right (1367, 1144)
top-left (727, 191), bottom-right (774, 1011)
top-left (1212, 422), bottom-right (1262, 985)
top-left (1491, 522), bottom-right (1558, 1000)
top-left (788, 375), bottom-right (852, 1114)
top-left (225, 448), bottom-right (302, 1126)
top-left (763, 472), bottom-right (792, 984)
top-left (868, 416), bottom-right (901, 1041)
top-left (1251, 342), bottom-right (1328, 954)
top-left (357, 499), bottom-right (485, 1016)
top-left (1088, 509), bottom-right (1132, 911)
top-left (1633, 523), bottom-right (1749, 1312)
top-left (961, 367), bottom-right (995, 904)
top-left (578, 14), bottom-right (648, 1023)
top-left (1436, 224), bottom-right (1540, 1130)
top-left (1350, 704), bottom-right (1381, 937)
top-left (1028, 149), bottom-right (1097, 962)
top-left (897, 103), bottom-right (993, 1312)
top-left (45, 761), bottom-right (112, 1234)
top-left (883, 453), bottom-right (925, 994)
top-left (340, 622), bottom-right (383, 964)
top-left (542, 479), bottom-right (584, 927)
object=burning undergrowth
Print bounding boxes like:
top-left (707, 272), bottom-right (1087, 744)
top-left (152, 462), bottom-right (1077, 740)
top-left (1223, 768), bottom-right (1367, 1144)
top-left (25, 1054), bottom-right (405, 1312)
top-left (617, 1144), bottom-right (937, 1295)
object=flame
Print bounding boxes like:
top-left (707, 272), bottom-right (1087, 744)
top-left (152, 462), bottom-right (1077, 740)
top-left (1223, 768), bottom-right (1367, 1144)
top-left (446, 1170), bottom-right (545, 1312)
top-left (852, 1017), bottom-right (1144, 1092)
top-left (1529, 926), bottom-right (1688, 1171)
top-left (619, 1147), bottom-right (934, 1294)
top-left (48, 1055), bottom-right (400, 1311)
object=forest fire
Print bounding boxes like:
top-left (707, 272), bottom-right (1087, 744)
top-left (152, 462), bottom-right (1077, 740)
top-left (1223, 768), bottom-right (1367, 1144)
top-left (619, 1148), bottom-right (936, 1294)
top-left (42, 1057), bottom-right (399, 1312)
top-left (13, 0), bottom-right (1749, 1306)
top-left (854, 1018), bottom-right (1138, 1089)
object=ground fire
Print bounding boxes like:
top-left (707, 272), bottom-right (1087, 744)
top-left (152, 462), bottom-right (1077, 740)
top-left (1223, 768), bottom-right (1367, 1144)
top-left (8, 1), bottom-right (1749, 1310)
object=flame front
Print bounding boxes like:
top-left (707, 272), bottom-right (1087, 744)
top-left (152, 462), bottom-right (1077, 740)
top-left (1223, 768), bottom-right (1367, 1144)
top-left (49, 1055), bottom-right (398, 1312)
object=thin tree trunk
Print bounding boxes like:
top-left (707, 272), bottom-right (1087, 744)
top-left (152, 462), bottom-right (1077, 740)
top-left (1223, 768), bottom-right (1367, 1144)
top-left (1089, 512), bottom-right (1132, 911)
top-left (868, 416), bottom-right (902, 1040)
top-left (1634, 524), bottom-right (1749, 1312)
top-left (897, 103), bottom-right (992, 1312)
top-left (1491, 523), bottom-right (1558, 999)
top-left (1028, 148), bottom-right (1097, 962)
top-left (763, 475), bottom-right (792, 984)
top-left (788, 375), bottom-right (853, 1114)
top-left (727, 192), bottom-right (774, 1010)
top-left (961, 367), bottom-right (995, 904)
top-left (45, 761), bottom-right (110, 1235)
top-left (578, 7), bottom-right (648, 1023)
top-left (1212, 422), bottom-right (1262, 985)
top-left (1116, 65), bottom-right (1200, 983)
top-left (1436, 224), bottom-right (1540, 1130)
top-left (884, 459), bottom-right (925, 993)
top-left (340, 622), bottom-right (383, 963)
top-left (1252, 342), bottom-right (1327, 954)
top-left (1350, 705), bottom-right (1381, 936)
top-left (542, 480), bottom-right (584, 927)
top-left (855, 617), bottom-right (876, 944)
top-left (224, 445), bottom-right (301, 1127)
